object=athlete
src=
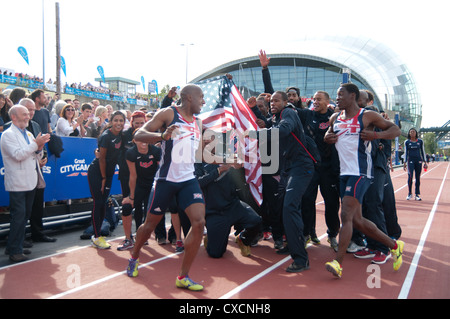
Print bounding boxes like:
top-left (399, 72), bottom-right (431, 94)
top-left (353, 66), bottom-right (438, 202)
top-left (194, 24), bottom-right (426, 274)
top-left (323, 83), bottom-right (404, 278)
top-left (88, 111), bottom-right (126, 249)
top-left (403, 128), bottom-right (427, 201)
top-left (126, 84), bottom-right (206, 291)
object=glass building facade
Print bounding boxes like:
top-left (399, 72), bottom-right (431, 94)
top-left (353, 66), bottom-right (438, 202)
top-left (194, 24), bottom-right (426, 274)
top-left (192, 36), bottom-right (422, 134)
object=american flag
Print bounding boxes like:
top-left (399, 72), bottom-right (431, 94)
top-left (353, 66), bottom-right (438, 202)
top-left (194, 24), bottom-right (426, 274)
top-left (196, 76), bottom-right (263, 206)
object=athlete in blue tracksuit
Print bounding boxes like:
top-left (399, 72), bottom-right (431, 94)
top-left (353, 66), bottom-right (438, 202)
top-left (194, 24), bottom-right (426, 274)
top-left (403, 128), bottom-right (427, 201)
top-left (262, 91), bottom-right (314, 273)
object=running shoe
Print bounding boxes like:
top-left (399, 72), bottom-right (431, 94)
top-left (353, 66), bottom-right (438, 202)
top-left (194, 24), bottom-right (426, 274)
top-left (371, 251), bottom-right (391, 265)
top-left (415, 195), bottom-right (422, 201)
top-left (263, 232), bottom-right (272, 241)
top-left (311, 235), bottom-right (321, 245)
top-left (354, 248), bottom-right (377, 259)
top-left (236, 234), bottom-right (251, 257)
top-left (347, 241), bottom-right (365, 253)
top-left (175, 275), bottom-right (204, 291)
top-left (274, 239), bottom-right (284, 250)
top-left (175, 240), bottom-right (184, 252)
top-left (325, 260), bottom-right (342, 278)
top-left (391, 240), bottom-right (405, 271)
top-left (127, 258), bottom-right (139, 277)
top-left (91, 236), bottom-right (111, 249)
top-left (286, 261), bottom-right (310, 273)
top-left (406, 194), bottom-right (412, 200)
top-left (327, 236), bottom-right (338, 252)
top-left (117, 239), bottom-right (134, 251)
top-left (305, 235), bottom-right (311, 247)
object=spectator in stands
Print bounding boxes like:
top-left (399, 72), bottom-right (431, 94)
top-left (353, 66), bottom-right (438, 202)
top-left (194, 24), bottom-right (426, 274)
top-left (30, 89), bottom-right (52, 134)
top-left (86, 106), bottom-right (108, 138)
top-left (73, 98), bottom-right (80, 113)
top-left (9, 87), bottom-right (27, 105)
top-left (0, 94), bottom-right (7, 132)
top-left (50, 100), bottom-right (67, 131)
top-left (55, 104), bottom-right (85, 137)
top-left (91, 99), bottom-right (100, 112)
top-left (105, 104), bottom-right (113, 122)
top-left (0, 105), bottom-right (50, 262)
top-left (80, 103), bottom-right (94, 137)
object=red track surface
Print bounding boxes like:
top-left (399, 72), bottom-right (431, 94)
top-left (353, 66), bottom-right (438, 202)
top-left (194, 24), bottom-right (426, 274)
top-left (1, 162), bottom-right (449, 300)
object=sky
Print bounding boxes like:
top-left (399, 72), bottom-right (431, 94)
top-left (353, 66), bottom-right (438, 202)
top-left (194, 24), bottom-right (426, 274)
top-left (2, 0), bottom-right (450, 128)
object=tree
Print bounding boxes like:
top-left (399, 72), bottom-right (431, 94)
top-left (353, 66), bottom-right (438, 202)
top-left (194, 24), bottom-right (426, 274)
top-left (423, 132), bottom-right (438, 155)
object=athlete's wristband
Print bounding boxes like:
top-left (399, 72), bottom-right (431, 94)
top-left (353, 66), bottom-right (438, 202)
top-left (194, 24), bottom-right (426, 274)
top-left (161, 132), bottom-right (168, 141)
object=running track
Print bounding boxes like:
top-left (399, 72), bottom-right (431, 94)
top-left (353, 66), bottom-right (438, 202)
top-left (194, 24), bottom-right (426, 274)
top-left (1, 162), bottom-right (449, 300)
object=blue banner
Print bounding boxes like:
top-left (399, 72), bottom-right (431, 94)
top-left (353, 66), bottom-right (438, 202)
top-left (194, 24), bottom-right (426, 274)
top-left (61, 56), bottom-right (67, 76)
top-left (17, 46), bottom-right (29, 65)
top-left (0, 135), bottom-right (122, 206)
top-left (97, 65), bottom-right (105, 83)
top-left (141, 76), bottom-right (145, 91)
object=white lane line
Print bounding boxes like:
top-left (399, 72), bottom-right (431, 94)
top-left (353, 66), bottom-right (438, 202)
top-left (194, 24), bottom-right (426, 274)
top-left (48, 251), bottom-right (183, 299)
top-left (398, 162), bottom-right (449, 299)
top-left (219, 234), bottom-right (328, 299)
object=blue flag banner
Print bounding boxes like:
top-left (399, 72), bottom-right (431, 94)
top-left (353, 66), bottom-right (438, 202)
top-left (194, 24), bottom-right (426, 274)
top-left (97, 65), bottom-right (105, 83)
top-left (152, 79), bottom-right (158, 94)
top-left (61, 56), bottom-right (67, 76)
top-left (141, 76), bottom-right (145, 91)
top-left (17, 46), bottom-right (29, 65)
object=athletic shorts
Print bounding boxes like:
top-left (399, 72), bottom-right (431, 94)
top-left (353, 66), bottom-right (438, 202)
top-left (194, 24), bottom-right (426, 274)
top-left (147, 178), bottom-right (205, 215)
top-left (339, 175), bottom-right (372, 204)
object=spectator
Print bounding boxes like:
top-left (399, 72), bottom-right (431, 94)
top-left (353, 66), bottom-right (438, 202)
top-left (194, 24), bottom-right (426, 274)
top-left (50, 100), bottom-right (67, 131)
top-left (18, 98), bottom-right (56, 243)
top-left (86, 106), bottom-right (108, 138)
top-left (0, 105), bottom-right (50, 262)
top-left (55, 104), bottom-right (85, 137)
top-left (80, 103), bottom-right (94, 137)
top-left (9, 87), bottom-right (27, 105)
top-left (0, 89), bottom-right (14, 132)
top-left (30, 89), bottom-right (52, 134)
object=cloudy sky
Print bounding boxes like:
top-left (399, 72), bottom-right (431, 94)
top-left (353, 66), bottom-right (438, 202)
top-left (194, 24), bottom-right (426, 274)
top-left (3, 0), bottom-right (449, 127)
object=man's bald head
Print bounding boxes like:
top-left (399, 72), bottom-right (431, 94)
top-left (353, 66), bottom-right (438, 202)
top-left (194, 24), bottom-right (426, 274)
top-left (179, 84), bottom-right (204, 114)
top-left (9, 105), bottom-right (30, 129)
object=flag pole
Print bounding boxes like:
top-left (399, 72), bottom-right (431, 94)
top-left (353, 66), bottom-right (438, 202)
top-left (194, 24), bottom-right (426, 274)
top-left (55, 2), bottom-right (61, 95)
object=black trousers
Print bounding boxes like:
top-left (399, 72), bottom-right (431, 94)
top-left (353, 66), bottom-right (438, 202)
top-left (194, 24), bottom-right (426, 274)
top-left (281, 165), bottom-right (313, 266)
top-left (302, 167), bottom-right (340, 238)
top-left (205, 200), bottom-right (262, 258)
top-left (88, 165), bottom-right (113, 238)
top-left (362, 167), bottom-right (389, 254)
top-left (383, 171), bottom-right (402, 239)
top-left (30, 187), bottom-right (45, 239)
top-left (407, 160), bottom-right (422, 195)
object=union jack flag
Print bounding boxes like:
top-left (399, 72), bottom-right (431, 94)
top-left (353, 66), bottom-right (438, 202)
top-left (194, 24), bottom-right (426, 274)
top-left (196, 76), bottom-right (263, 206)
